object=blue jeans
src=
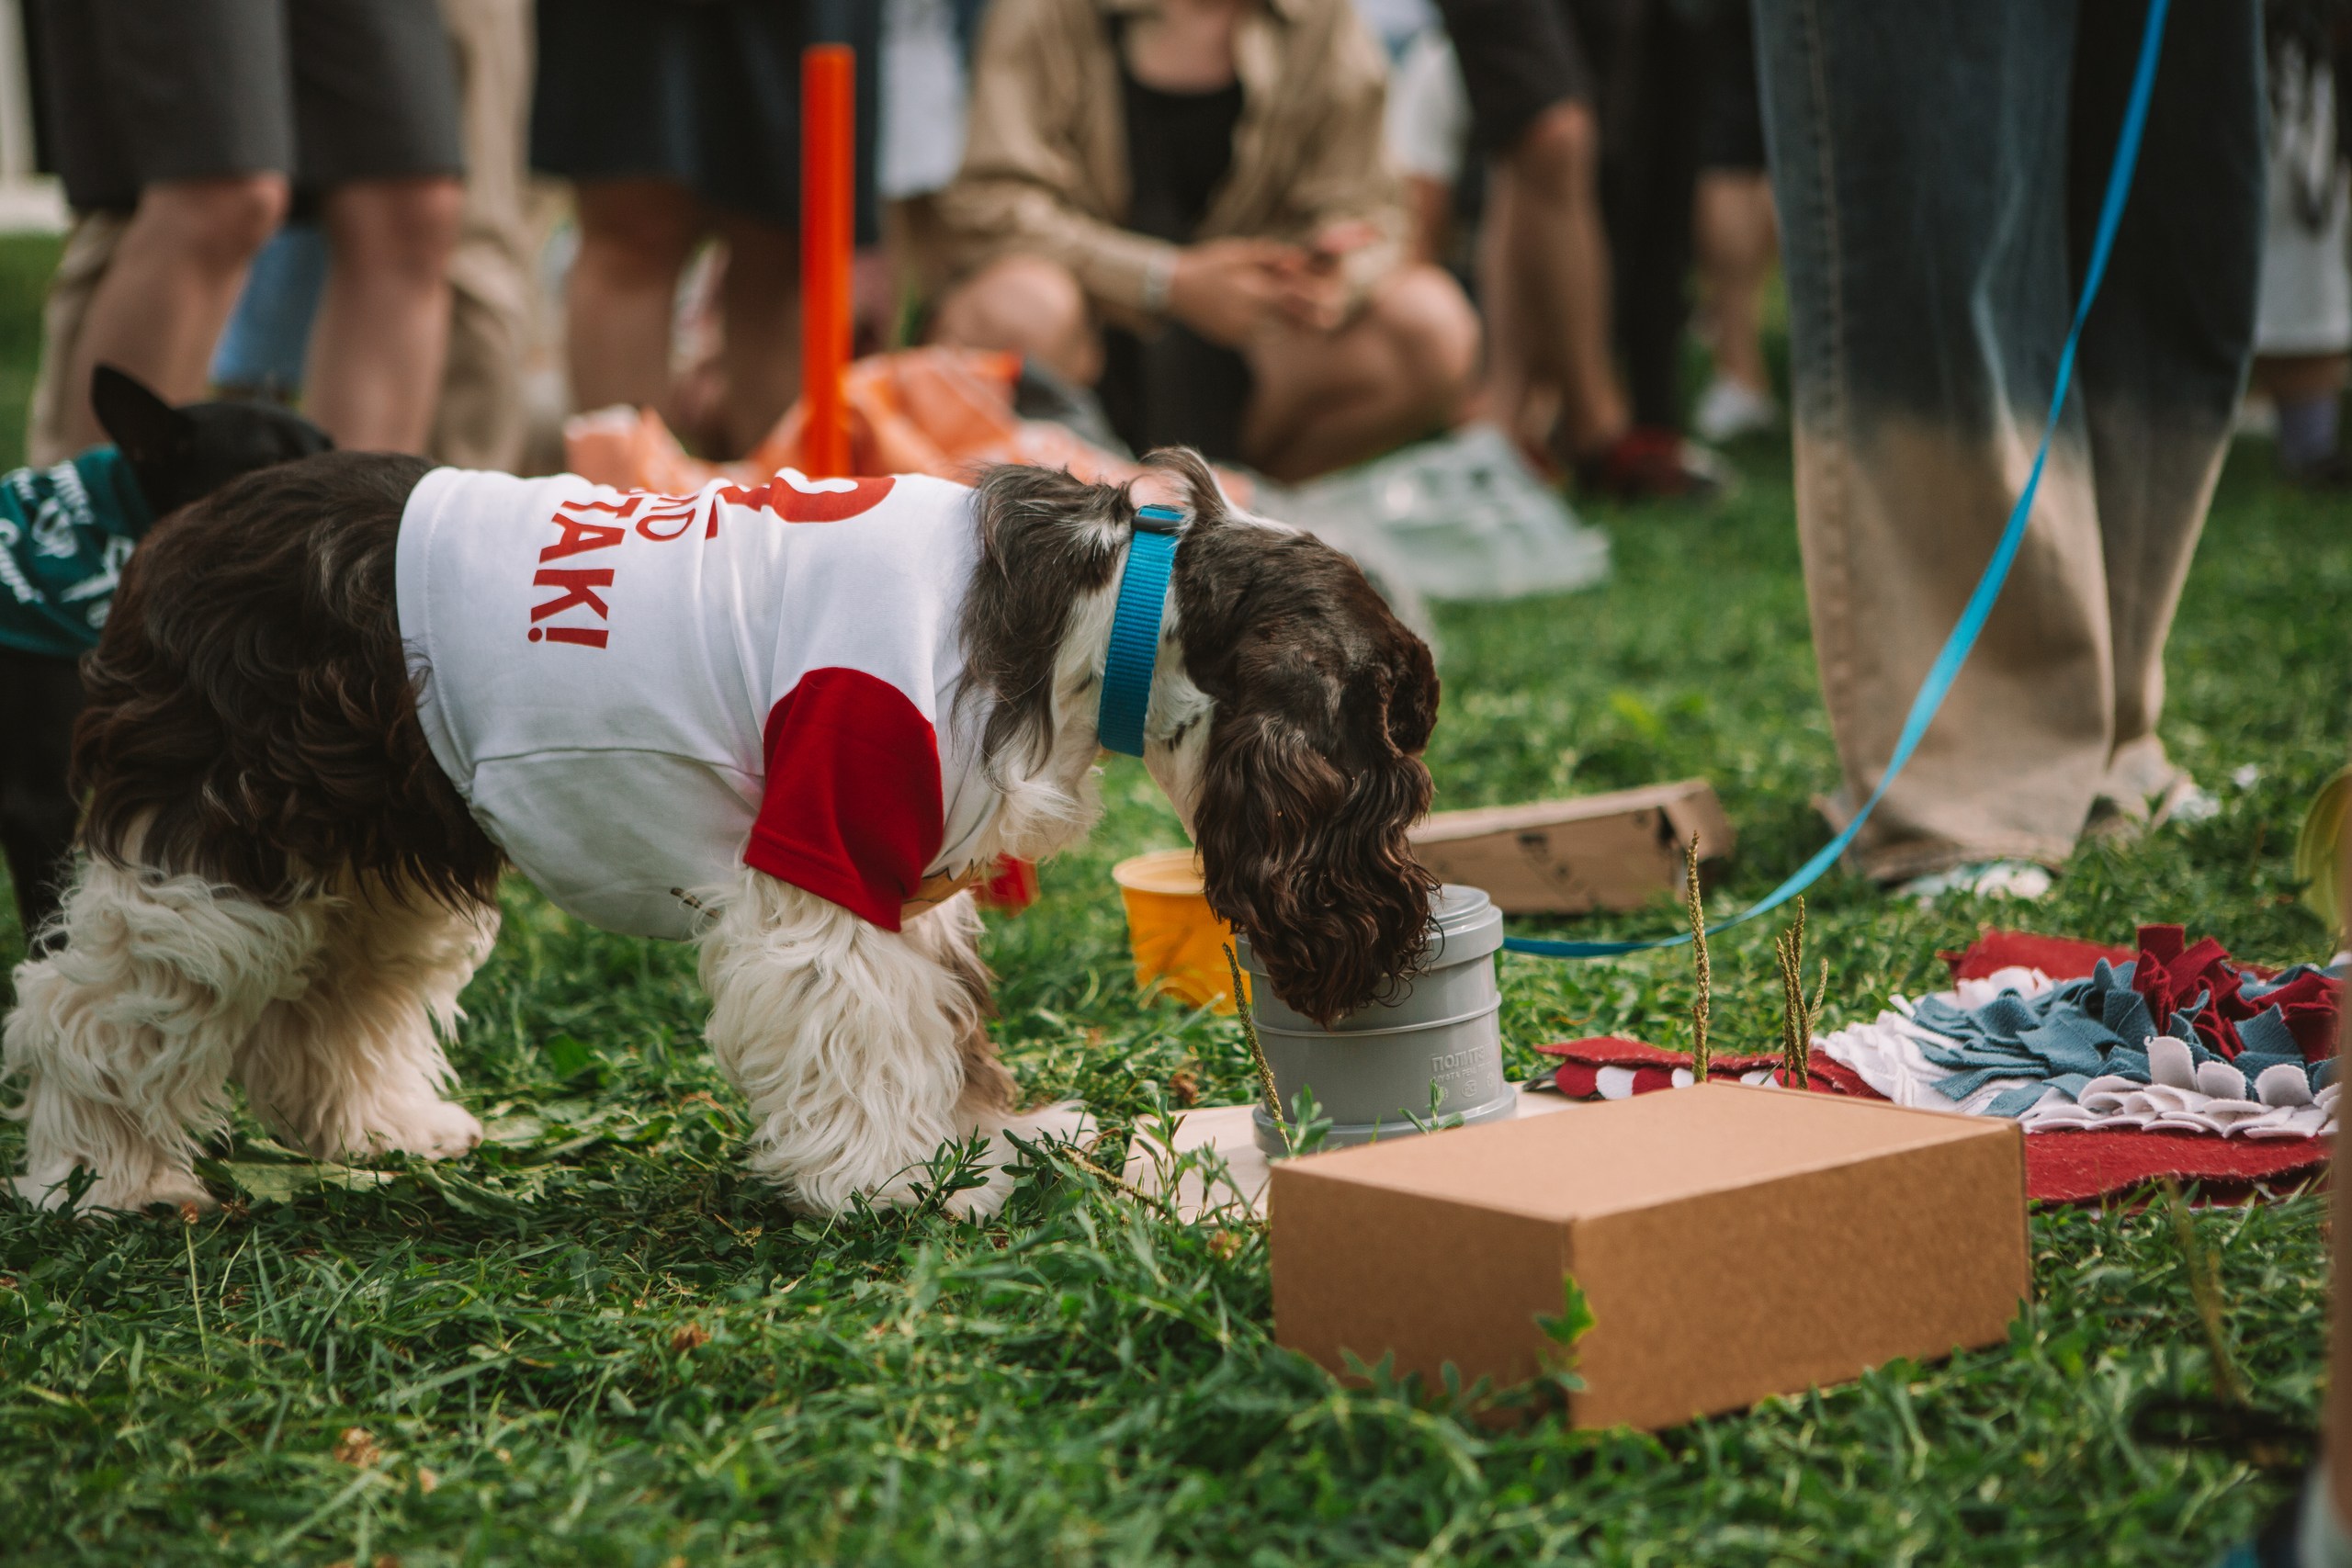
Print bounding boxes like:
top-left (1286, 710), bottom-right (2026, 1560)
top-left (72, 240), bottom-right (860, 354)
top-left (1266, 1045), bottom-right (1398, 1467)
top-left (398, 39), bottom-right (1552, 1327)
top-left (1756, 0), bottom-right (2264, 880)
top-left (210, 223), bottom-right (328, 399)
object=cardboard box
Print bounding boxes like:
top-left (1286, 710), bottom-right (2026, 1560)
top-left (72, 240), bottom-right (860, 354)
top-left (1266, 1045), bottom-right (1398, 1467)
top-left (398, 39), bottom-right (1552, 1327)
top-left (1271, 1083), bottom-right (2028, 1431)
top-left (1407, 779), bottom-right (1734, 915)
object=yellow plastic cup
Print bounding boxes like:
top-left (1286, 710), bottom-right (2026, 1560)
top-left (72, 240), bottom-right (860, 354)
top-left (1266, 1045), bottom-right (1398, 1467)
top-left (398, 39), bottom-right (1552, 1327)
top-left (1112, 849), bottom-right (1249, 1013)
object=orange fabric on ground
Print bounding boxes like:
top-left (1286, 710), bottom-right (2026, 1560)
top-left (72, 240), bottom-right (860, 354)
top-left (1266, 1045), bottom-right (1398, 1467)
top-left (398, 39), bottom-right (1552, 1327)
top-left (564, 346), bottom-right (1182, 491)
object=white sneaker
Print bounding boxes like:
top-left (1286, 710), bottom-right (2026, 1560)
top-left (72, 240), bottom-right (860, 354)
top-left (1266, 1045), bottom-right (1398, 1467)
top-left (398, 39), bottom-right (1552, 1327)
top-left (2087, 768), bottom-right (2219, 840)
top-left (2150, 773), bottom-right (2219, 827)
top-left (1692, 377), bottom-right (1780, 444)
top-left (1898, 861), bottom-right (2054, 903)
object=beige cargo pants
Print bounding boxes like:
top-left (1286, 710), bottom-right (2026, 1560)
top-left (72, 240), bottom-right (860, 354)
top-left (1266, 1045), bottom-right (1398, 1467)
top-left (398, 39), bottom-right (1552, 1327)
top-left (1758, 0), bottom-right (2264, 883)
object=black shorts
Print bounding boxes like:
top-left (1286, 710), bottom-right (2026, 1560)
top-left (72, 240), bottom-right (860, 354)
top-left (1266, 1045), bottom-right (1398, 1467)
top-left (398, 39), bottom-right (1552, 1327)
top-left (1696, 0), bottom-right (1767, 173)
top-left (1098, 322), bottom-right (1253, 466)
top-left (531, 0), bottom-right (882, 237)
top-left (1430, 0), bottom-right (1594, 157)
top-left (37, 0), bottom-right (464, 214)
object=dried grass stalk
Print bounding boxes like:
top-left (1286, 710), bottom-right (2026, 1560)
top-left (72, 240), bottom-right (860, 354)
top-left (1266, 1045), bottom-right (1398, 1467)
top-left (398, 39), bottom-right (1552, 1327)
top-left (1683, 833), bottom-right (1711, 1083)
top-left (1773, 897), bottom-right (1816, 1089)
top-left (1226, 944), bottom-right (1293, 1154)
top-left (2163, 1177), bottom-right (2245, 1409)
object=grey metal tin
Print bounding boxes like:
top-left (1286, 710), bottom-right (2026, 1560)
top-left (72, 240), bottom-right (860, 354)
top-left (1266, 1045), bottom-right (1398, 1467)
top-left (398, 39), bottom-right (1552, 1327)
top-left (1237, 886), bottom-right (1513, 1155)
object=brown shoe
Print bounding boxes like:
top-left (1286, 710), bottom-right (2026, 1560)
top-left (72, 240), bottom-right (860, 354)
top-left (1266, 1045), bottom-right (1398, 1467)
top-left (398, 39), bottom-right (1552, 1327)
top-left (1572, 426), bottom-right (1730, 501)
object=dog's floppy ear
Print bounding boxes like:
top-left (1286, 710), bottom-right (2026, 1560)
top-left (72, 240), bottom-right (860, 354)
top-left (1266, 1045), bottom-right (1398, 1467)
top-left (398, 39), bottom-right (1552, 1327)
top-left (92, 365), bottom-right (194, 468)
top-left (1380, 629), bottom-right (1440, 757)
top-left (1194, 624), bottom-right (1440, 1025)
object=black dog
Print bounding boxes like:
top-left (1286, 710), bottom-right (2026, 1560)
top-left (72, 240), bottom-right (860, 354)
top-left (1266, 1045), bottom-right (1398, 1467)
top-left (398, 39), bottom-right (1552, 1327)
top-left (0, 367), bottom-right (329, 939)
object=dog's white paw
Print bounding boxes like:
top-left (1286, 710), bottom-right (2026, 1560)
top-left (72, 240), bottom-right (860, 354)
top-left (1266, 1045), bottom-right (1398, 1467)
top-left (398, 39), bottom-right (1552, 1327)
top-left (991, 1100), bottom-right (1096, 1153)
top-left (14, 1166), bottom-right (216, 1217)
top-left (364, 1099), bottom-right (484, 1162)
top-left (942, 1100), bottom-right (1097, 1218)
top-left (944, 1165), bottom-right (1016, 1219)
top-left (122, 1170), bottom-right (220, 1217)
top-left (11, 1168), bottom-right (71, 1210)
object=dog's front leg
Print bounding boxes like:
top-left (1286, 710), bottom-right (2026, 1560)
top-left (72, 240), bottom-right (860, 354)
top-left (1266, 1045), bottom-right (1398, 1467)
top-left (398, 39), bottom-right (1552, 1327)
top-left (898, 890), bottom-right (1091, 1213)
top-left (696, 870), bottom-right (1070, 1215)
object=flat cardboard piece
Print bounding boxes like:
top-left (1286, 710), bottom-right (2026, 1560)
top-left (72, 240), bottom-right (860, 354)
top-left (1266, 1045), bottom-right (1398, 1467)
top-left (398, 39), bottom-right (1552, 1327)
top-left (1270, 1083), bottom-right (2027, 1431)
top-left (1408, 780), bottom-right (1735, 915)
top-left (1124, 1086), bottom-right (1576, 1223)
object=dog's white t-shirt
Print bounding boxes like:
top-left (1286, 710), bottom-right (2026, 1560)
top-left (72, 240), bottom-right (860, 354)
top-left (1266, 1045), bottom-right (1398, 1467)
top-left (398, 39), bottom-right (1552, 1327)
top-left (396, 465), bottom-right (997, 940)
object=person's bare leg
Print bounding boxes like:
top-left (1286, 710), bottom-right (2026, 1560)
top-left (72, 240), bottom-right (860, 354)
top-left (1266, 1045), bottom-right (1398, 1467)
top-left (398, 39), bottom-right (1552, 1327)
top-left (711, 214), bottom-right (802, 457)
top-left (1476, 164), bottom-right (1539, 449)
top-left (1498, 101), bottom-right (1628, 457)
top-left (1403, 174), bottom-right (1453, 269)
top-left (28, 213), bottom-right (128, 465)
top-left (930, 254), bottom-right (1102, 388)
top-left (1694, 169), bottom-right (1776, 396)
top-left (1241, 265), bottom-right (1478, 483)
top-left (59, 175), bottom-right (289, 451)
top-left (566, 179), bottom-right (704, 417)
top-left (306, 177), bottom-right (463, 452)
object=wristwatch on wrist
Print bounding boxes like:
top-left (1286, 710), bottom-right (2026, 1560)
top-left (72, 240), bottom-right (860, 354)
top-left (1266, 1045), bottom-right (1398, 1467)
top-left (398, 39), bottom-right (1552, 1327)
top-left (1141, 248), bottom-right (1177, 316)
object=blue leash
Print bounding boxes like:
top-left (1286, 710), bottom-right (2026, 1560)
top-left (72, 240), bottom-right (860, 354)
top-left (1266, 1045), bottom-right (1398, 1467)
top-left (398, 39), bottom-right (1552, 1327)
top-left (1504, 0), bottom-right (2172, 960)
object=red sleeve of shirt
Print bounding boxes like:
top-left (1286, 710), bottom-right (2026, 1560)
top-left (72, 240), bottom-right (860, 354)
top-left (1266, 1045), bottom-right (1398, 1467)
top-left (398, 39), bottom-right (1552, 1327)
top-left (744, 667), bottom-right (944, 931)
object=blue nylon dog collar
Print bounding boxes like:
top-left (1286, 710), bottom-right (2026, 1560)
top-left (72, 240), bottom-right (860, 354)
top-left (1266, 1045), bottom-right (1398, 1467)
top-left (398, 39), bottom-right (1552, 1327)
top-left (1096, 504), bottom-right (1183, 757)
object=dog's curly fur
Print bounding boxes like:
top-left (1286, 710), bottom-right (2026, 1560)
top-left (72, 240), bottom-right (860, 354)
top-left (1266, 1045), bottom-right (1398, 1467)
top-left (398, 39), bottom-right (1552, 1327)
top-left (75, 453), bottom-right (500, 910)
top-left (6, 446), bottom-right (1441, 1215)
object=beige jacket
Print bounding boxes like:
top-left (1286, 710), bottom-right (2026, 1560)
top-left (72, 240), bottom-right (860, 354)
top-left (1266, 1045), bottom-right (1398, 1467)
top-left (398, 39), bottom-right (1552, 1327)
top-left (933, 0), bottom-right (1405, 322)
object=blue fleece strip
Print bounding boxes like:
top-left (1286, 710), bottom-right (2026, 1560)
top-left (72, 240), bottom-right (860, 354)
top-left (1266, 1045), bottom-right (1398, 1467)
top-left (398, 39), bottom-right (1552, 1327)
top-left (1907, 957), bottom-right (2328, 1110)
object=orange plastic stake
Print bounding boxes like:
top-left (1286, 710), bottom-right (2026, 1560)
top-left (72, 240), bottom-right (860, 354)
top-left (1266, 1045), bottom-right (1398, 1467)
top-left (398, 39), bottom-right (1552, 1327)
top-left (800, 43), bottom-right (854, 478)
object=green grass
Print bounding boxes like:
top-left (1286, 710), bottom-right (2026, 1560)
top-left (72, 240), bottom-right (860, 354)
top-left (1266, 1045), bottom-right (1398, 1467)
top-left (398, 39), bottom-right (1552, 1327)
top-left (4, 231), bottom-right (2348, 1562)
top-left (0, 232), bottom-right (59, 469)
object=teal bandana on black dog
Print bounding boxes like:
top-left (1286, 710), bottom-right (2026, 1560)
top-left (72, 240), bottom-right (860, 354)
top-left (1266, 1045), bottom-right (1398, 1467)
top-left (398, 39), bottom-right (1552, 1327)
top-left (0, 447), bottom-right (154, 659)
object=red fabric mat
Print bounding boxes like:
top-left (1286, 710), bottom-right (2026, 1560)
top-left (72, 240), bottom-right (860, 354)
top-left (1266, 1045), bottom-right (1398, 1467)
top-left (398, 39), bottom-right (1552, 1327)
top-left (2025, 1130), bottom-right (2329, 1202)
top-left (1534, 1036), bottom-right (1778, 1072)
top-left (1543, 1061), bottom-right (1679, 1098)
top-left (1804, 1052), bottom-right (1882, 1100)
top-left (1532, 1035), bottom-right (2329, 1203)
top-left (1939, 929), bottom-right (2132, 982)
